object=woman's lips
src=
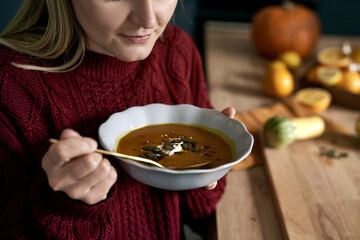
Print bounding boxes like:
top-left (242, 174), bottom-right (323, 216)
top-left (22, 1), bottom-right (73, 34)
top-left (118, 33), bottom-right (152, 44)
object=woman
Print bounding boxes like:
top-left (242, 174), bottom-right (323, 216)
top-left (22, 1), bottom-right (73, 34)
top-left (0, 0), bottom-right (235, 239)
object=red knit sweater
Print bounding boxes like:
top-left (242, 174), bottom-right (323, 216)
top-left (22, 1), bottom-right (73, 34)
top-left (0, 25), bottom-right (226, 239)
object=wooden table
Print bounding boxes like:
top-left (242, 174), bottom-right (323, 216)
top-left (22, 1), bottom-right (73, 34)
top-left (204, 21), bottom-right (360, 240)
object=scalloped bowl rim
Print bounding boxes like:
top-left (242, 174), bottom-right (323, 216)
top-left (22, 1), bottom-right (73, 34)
top-left (98, 104), bottom-right (254, 174)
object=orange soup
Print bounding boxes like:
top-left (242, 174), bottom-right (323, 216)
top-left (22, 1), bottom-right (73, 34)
top-left (117, 123), bottom-right (234, 169)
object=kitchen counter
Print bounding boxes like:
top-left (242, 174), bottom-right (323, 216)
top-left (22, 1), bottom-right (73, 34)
top-left (204, 21), bottom-right (360, 240)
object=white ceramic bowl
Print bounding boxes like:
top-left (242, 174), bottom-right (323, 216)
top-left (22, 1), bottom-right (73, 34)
top-left (99, 104), bottom-right (253, 190)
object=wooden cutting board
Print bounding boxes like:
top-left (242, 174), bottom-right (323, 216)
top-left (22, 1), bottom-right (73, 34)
top-left (258, 99), bottom-right (360, 239)
top-left (264, 130), bottom-right (360, 239)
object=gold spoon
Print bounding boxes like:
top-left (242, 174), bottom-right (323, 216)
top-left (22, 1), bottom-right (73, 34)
top-left (48, 139), bottom-right (211, 170)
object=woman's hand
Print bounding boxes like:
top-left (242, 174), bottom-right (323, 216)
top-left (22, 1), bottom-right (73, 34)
top-left (42, 129), bottom-right (118, 205)
top-left (221, 107), bottom-right (236, 119)
top-left (204, 107), bottom-right (236, 190)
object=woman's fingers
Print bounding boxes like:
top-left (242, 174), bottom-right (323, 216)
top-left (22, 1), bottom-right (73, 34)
top-left (42, 129), bottom-right (118, 204)
top-left (81, 166), bottom-right (118, 205)
top-left (61, 152), bottom-right (103, 179)
top-left (205, 181), bottom-right (217, 190)
top-left (60, 128), bottom-right (82, 139)
top-left (44, 152), bottom-right (103, 192)
top-left (221, 107), bottom-right (236, 118)
top-left (62, 158), bottom-right (118, 205)
top-left (43, 137), bottom-right (97, 168)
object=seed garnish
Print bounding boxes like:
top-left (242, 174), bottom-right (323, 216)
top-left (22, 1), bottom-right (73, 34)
top-left (139, 136), bottom-right (202, 161)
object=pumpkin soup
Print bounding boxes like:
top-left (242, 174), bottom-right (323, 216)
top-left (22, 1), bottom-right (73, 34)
top-left (117, 123), bottom-right (234, 169)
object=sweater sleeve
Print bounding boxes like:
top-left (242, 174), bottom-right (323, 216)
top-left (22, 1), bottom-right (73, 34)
top-left (0, 71), bottom-right (117, 240)
top-left (0, 145), bottom-right (118, 240)
top-left (178, 176), bottom-right (226, 220)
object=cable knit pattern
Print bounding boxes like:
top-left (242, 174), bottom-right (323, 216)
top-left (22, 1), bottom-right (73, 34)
top-left (0, 25), bottom-right (226, 239)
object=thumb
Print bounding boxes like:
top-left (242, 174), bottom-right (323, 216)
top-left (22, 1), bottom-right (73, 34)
top-left (59, 129), bottom-right (98, 150)
top-left (60, 128), bottom-right (82, 140)
top-left (221, 107), bottom-right (236, 119)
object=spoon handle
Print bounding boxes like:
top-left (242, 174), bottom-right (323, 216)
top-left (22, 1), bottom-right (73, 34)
top-left (48, 138), bottom-right (165, 168)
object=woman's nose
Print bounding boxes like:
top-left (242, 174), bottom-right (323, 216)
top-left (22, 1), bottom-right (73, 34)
top-left (131, 0), bottom-right (157, 29)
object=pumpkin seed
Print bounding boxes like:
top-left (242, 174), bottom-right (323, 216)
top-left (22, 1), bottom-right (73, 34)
top-left (138, 135), bottom-right (202, 161)
top-left (142, 146), bottom-right (155, 151)
top-left (171, 138), bottom-right (182, 143)
top-left (191, 148), bottom-right (201, 152)
top-left (181, 142), bottom-right (192, 150)
top-left (163, 141), bottom-right (174, 150)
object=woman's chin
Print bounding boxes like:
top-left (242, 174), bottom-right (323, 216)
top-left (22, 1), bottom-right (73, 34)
top-left (114, 50), bottom-right (152, 62)
top-left (87, 44), bottom-right (152, 62)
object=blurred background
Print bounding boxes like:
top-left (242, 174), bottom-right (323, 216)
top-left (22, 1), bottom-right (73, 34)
top-left (2, 0), bottom-right (360, 34)
top-left (174, 0), bottom-right (360, 36)
top-left (2, 1), bottom-right (359, 36)
top-left (1, 0), bottom-right (359, 50)
top-left (172, 0), bottom-right (360, 55)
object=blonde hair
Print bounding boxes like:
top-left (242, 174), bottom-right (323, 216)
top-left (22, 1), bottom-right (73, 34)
top-left (0, 0), bottom-right (86, 72)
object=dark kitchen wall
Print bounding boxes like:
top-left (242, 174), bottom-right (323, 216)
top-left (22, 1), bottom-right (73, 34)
top-left (0, 0), bottom-right (23, 33)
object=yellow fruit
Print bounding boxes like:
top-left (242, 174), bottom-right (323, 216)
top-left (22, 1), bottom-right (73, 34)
top-left (295, 87), bottom-right (332, 112)
top-left (317, 47), bottom-right (351, 68)
top-left (337, 70), bottom-right (360, 94)
top-left (306, 65), bottom-right (325, 83)
top-left (263, 68), bottom-right (294, 98)
top-left (267, 60), bottom-right (287, 71)
top-left (317, 67), bottom-right (343, 87)
top-left (278, 51), bottom-right (302, 70)
top-left (352, 46), bottom-right (360, 64)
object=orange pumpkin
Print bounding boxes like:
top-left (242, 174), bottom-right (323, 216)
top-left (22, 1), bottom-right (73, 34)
top-left (251, 1), bottom-right (321, 58)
